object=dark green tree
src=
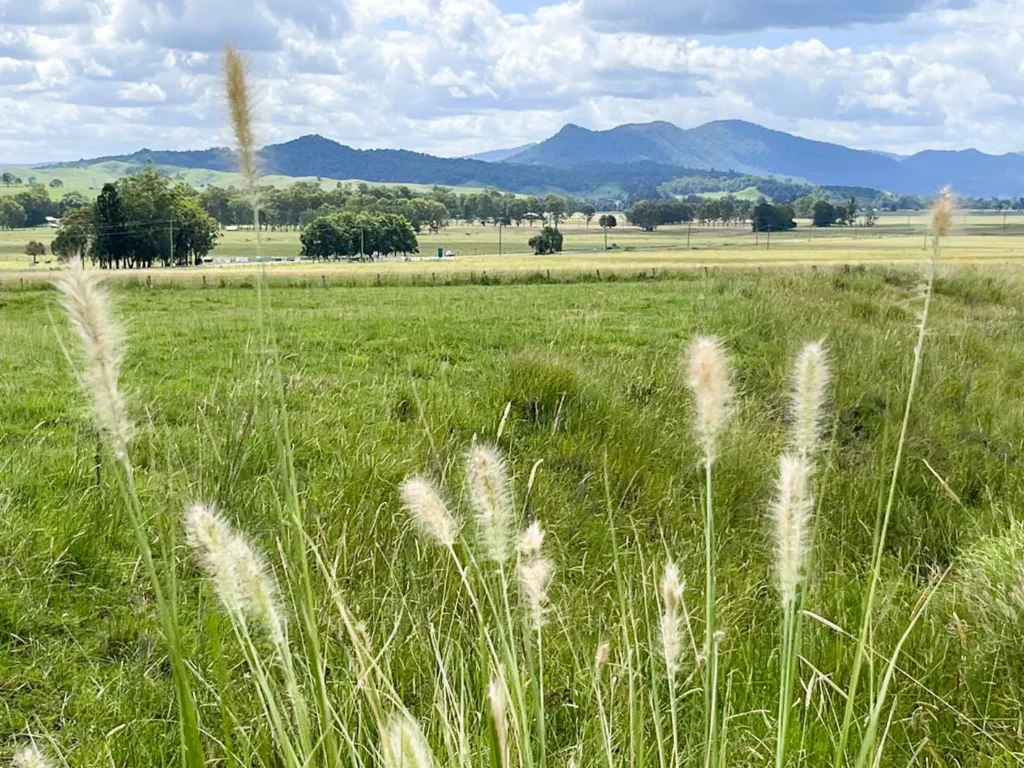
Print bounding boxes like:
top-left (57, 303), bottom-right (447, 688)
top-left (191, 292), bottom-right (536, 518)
top-left (56, 192), bottom-right (89, 216)
top-left (627, 200), bottom-right (663, 231)
top-left (543, 195), bottom-right (566, 228)
top-left (93, 183), bottom-right (128, 268)
top-left (13, 184), bottom-right (53, 226)
top-left (599, 214), bottom-right (617, 249)
top-left (528, 226), bottom-right (563, 255)
top-left (25, 240), bottom-right (46, 264)
top-left (580, 204), bottom-right (596, 227)
top-left (0, 198), bottom-right (26, 229)
top-left (752, 200), bottom-right (796, 232)
top-left (300, 216), bottom-right (347, 260)
top-left (812, 200), bottom-right (837, 227)
top-left (51, 207), bottom-right (93, 262)
top-left (170, 195), bottom-right (219, 266)
top-left (199, 185), bottom-right (232, 224)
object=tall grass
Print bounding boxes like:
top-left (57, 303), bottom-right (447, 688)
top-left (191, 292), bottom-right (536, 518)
top-left (53, 263), bottom-right (205, 768)
top-left (34, 57), bottom-right (1001, 768)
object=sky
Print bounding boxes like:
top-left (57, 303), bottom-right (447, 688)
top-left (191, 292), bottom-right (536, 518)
top-left (1, 0), bottom-right (1023, 163)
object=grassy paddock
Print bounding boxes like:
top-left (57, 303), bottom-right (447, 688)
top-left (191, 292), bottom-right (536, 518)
top-left (3, 265), bottom-right (1024, 766)
top-left (5, 211), bottom-right (1024, 271)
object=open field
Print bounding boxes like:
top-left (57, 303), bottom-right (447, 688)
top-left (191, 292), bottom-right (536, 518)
top-left (4, 264), bottom-right (1024, 766)
top-left (4, 211), bottom-right (1024, 282)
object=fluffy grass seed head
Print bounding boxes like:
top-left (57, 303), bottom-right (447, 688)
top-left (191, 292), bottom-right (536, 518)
top-left (518, 520), bottom-right (545, 559)
top-left (789, 340), bottom-right (831, 459)
top-left (488, 674), bottom-right (509, 768)
top-left (660, 562), bottom-right (685, 676)
top-left (685, 336), bottom-right (734, 464)
top-left (520, 554), bottom-right (554, 631)
top-left (594, 640), bottom-right (611, 672)
top-left (467, 443), bottom-right (514, 563)
top-left (400, 475), bottom-right (459, 547)
top-left (55, 263), bottom-right (132, 460)
top-left (12, 745), bottom-right (52, 768)
top-left (772, 455), bottom-right (814, 609)
top-left (931, 186), bottom-right (953, 238)
top-left (185, 502), bottom-right (285, 646)
top-left (224, 44), bottom-right (259, 195)
top-left (384, 712), bottom-right (435, 768)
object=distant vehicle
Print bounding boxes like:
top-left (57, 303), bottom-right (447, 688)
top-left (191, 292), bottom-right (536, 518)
top-left (45, 216), bottom-right (61, 228)
top-left (225, 224), bottom-right (239, 232)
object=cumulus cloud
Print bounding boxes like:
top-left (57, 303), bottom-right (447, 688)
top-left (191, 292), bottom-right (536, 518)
top-left (117, 82), bottom-right (168, 104)
top-left (0, 0), bottom-right (1022, 162)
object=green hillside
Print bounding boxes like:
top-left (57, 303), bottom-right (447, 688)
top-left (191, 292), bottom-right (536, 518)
top-left (0, 164), bottom-right (493, 200)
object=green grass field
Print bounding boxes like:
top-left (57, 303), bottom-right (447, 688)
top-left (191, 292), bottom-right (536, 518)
top-left (4, 264), bottom-right (1024, 766)
top-left (4, 211), bottom-right (1024, 280)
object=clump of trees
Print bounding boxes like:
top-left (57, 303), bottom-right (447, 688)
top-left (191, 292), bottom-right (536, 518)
top-left (528, 226), bottom-right (563, 255)
top-left (693, 196), bottom-right (751, 226)
top-left (809, 196), bottom-right (860, 227)
top-left (0, 183), bottom-right (87, 229)
top-left (299, 211), bottom-right (418, 260)
top-left (625, 200), bottom-right (695, 231)
top-left (51, 166), bottom-right (219, 268)
top-left (752, 199), bottom-right (797, 232)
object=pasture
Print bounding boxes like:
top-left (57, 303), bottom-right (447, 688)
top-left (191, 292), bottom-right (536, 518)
top-left (3, 211), bottom-right (1024, 282)
top-left (4, 261), bottom-right (1024, 767)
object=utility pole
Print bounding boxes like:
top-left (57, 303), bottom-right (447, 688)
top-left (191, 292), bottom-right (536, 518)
top-left (169, 219), bottom-right (174, 263)
top-left (499, 222), bottom-right (503, 256)
top-left (603, 224), bottom-right (608, 250)
top-left (766, 224), bottom-right (771, 250)
top-left (687, 219), bottom-right (692, 247)
top-left (360, 228), bottom-right (365, 260)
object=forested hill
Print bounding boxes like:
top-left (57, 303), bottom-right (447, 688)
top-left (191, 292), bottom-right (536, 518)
top-left (40, 136), bottom-right (718, 196)
top-left (503, 119), bottom-right (1024, 197)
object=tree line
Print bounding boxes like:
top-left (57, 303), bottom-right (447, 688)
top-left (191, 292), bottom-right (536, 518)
top-left (197, 182), bottom-right (600, 231)
top-left (299, 212), bottom-right (418, 260)
top-left (0, 184), bottom-right (89, 229)
top-left (52, 167), bottom-right (218, 268)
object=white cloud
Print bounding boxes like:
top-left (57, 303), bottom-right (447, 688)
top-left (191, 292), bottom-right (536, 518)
top-left (117, 82), bottom-right (169, 103)
top-left (0, 0), bottom-right (1023, 162)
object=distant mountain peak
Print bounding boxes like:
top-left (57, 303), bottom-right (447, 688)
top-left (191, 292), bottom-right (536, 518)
top-left (553, 123), bottom-right (591, 135)
top-left (504, 118), bottom-right (1024, 195)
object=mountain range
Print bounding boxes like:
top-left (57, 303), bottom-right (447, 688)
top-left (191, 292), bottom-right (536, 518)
top-left (486, 120), bottom-right (1024, 197)
top-left (33, 120), bottom-right (1024, 198)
